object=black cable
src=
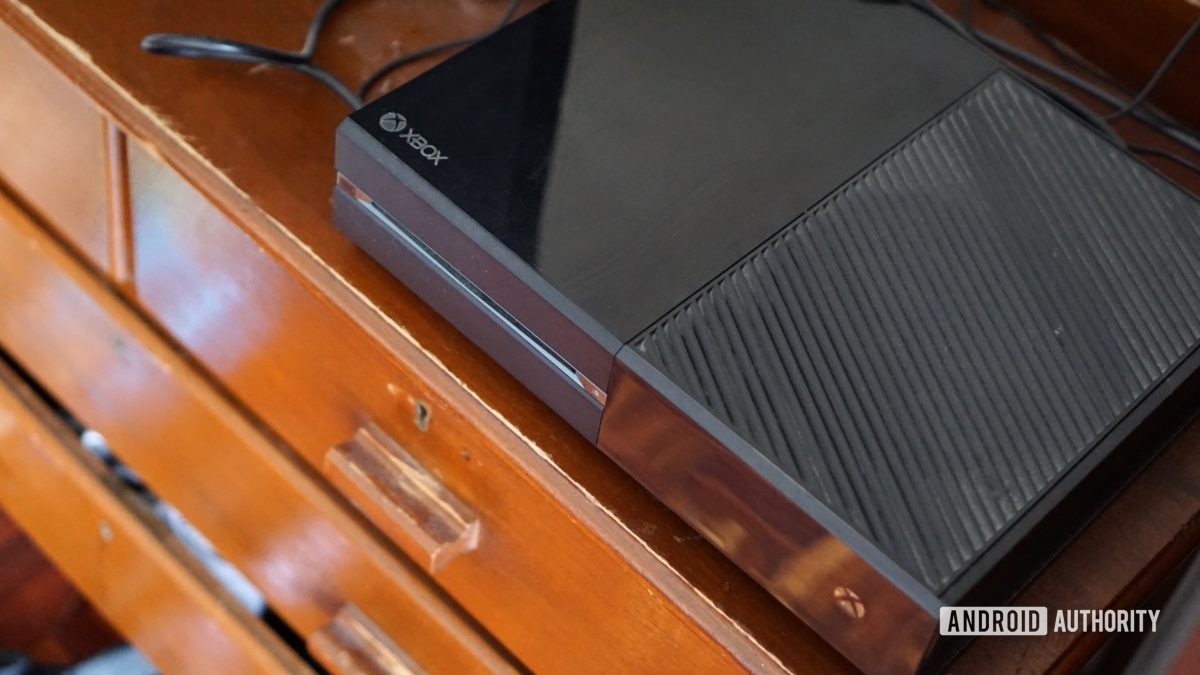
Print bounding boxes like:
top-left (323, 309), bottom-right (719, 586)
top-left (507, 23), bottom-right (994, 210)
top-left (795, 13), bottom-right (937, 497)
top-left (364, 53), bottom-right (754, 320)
top-left (969, 6), bottom-right (1200, 175)
top-left (977, 0), bottom-right (1131, 94)
top-left (144, 0), bottom-right (1200, 177)
top-left (1132, 145), bottom-right (1200, 175)
top-left (960, 0), bottom-right (1126, 147)
top-left (1106, 16), bottom-right (1200, 123)
top-left (961, 3), bottom-right (1200, 166)
top-left (909, 0), bottom-right (1200, 174)
top-left (1024, 70), bottom-right (1129, 149)
top-left (977, 0), bottom-right (1199, 150)
top-left (142, 0), bottom-right (362, 107)
top-left (302, 0), bottom-right (345, 57)
top-left (357, 0), bottom-right (523, 99)
top-left (143, 0), bottom-right (524, 108)
top-left (968, 26), bottom-right (1200, 152)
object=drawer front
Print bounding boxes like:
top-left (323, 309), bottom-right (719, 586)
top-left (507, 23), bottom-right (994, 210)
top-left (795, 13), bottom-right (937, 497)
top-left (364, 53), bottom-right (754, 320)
top-left (0, 193), bottom-right (513, 674)
top-left (0, 19), bottom-right (110, 272)
top-left (126, 142), bottom-right (767, 671)
top-left (0, 361), bottom-right (303, 674)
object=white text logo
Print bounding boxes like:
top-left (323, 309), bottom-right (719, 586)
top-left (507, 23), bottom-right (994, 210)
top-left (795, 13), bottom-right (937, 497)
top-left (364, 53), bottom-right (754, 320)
top-left (379, 112), bottom-right (448, 166)
top-left (940, 607), bottom-right (1047, 636)
top-left (940, 607), bottom-right (1161, 636)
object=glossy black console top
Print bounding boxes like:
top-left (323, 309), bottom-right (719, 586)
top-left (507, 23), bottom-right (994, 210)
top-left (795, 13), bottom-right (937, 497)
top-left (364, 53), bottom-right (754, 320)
top-left (350, 0), bottom-right (996, 341)
top-left (336, 2), bottom-right (1200, 671)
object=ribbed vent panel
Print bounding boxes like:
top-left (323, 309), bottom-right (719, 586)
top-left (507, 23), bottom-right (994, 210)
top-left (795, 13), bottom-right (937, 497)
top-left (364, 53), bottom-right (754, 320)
top-left (634, 73), bottom-right (1200, 592)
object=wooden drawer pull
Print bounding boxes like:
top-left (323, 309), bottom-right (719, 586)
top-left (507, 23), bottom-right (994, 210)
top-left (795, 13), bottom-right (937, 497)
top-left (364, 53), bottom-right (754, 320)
top-left (311, 605), bottom-right (423, 675)
top-left (325, 424), bottom-right (480, 573)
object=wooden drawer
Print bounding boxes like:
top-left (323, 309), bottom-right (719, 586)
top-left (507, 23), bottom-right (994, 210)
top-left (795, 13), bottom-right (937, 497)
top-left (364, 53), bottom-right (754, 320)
top-left (0, 19), bottom-right (111, 273)
top-left (125, 138), bottom-right (774, 672)
top-left (0, 360), bottom-right (305, 674)
top-left (0, 191), bottom-right (513, 674)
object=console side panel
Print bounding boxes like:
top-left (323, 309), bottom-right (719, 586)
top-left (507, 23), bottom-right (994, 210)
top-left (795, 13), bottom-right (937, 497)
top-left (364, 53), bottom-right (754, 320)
top-left (333, 186), bottom-right (605, 440)
top-left (336, 121), bottom-right (621, 393)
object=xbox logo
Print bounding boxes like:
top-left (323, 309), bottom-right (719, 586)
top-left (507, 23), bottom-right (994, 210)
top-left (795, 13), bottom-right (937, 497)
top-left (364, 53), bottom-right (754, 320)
top-left (376, 111), bottom-right (449, 166)
top-left (379, 112), bottom-right (407, 133)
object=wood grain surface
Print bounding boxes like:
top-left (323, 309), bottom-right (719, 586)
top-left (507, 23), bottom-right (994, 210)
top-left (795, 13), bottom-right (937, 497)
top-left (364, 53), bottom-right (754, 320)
top-left (0, 359), bottom-right (309, 674)
top-left (0, 0), bottom-right (1198, 673)
top-left (0, 182), bottom-right (519, 674)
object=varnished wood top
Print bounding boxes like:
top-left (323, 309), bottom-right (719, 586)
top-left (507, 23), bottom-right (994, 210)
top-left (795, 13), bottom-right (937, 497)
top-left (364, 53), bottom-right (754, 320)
top-left (2, 0), bottom-right (1199, 672)
top-left (0, 0), bottom-right (853, 669)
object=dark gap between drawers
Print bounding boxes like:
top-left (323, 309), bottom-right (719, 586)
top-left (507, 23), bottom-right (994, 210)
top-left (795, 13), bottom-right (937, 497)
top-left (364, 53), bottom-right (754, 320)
top-left (0, 348), bottom-right (327, 674)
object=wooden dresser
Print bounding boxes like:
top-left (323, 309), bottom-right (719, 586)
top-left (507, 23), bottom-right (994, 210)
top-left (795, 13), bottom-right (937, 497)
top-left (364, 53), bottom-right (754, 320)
top-left (0, 1), bottom-right (1198, 673)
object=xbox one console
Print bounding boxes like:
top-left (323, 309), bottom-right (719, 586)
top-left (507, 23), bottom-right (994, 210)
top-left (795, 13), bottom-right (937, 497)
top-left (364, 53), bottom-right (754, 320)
top-left (333, 1), bottom-right (1200, 671)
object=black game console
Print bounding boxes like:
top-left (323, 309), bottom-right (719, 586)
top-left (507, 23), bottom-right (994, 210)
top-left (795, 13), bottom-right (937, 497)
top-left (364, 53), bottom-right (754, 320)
top-left (333, 1), bottom-right (1200, 672)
